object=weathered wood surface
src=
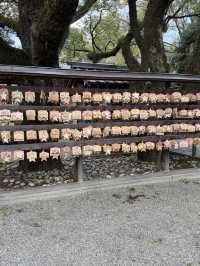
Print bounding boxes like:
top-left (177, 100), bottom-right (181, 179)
top-left (0, 64), bottom-right (200, 83)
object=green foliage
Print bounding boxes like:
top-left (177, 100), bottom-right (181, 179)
top-left (175, 19), bottom-right (200, 74)
top-left (60, 28), bottom-right (88, 63)
top-left (60, 0), bottom-right (127, 65)
top-left (0, 0), bottom-right (18, 46)
top-left (84, 12), bottom-right (123, 52)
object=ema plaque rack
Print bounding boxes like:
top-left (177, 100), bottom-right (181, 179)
top-left (0, 64), bottom-right (200, 181)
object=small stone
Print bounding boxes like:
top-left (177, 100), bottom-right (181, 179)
top-left (60, 172), bottom-right (66, 177)
top-left (54, 176), bottom-right (60, 182)
top-left (28, 182), bottom-right (35, 187)
top-left (106, 175), bottom-right (112, 179)
top-left (9, 179), bottom-right (15, 183)
top-left (3, 178), bottom-right (8, 183)
top-left (54, 170), bottom-right (59, 176)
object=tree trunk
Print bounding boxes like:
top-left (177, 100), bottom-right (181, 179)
top-left (189, 33), bottom-right (200, 74)
top-left (142, 0), bottom-right (171, 72)
top-left (18, 0), bottom-right (79, 67)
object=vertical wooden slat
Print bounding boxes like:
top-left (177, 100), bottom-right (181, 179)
top-left (161, 150), bottom-right (170, 171)
top-left (74, 156), bottom-right (84, 182)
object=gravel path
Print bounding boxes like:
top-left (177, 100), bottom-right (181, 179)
top-left (1, 180), bottom-right (200, 266)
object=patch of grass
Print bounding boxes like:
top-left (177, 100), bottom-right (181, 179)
top-left (16, 208), bottom-right (24, 213)
top-left (153, 238), bottom-right (163, 244)
top-left (182, 179), bottom-right (190, 184)
top-left (30, 222), bottom-right (41, 228)
top-left (192, 181), bottom-right (200, 185)
top-left (128, 186), bottom-right (136, 193)
top-left (112, 193), bottom-right (121, 199)
top-left (0, 207), bottom-right (11, 217)
top-left (124, 194), bottom-right (145, 204)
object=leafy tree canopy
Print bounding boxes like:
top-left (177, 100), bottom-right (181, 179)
top-left (175, 18), bottom-right (200, 74)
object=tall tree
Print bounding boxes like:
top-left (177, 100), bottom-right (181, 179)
top-left (0, 0), bottom-right (98, 66)
top-left (88, 0), bottom-right (174, 72)
top-left (61, 0), bottom-right (200, 73)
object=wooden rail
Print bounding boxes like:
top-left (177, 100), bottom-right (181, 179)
top-left (0, 119), bottom-right (198, 131)
top-left (1, 103), bottom-right (200, 111)
top-left (66, 61), bottom-right (128, 72)
top-left (0, 132), bottom-right (200, 152)
top-left (0, 64), bottom-right (200, 83)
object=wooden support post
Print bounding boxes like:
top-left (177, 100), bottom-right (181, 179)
top-left (74, 156), bottom-right (84, 183)
top-left (156, 151), bottom-right (162, 171)
top-left (192, 144), bottom-right (197, 158)
top-left (161, 150), bottom-right (170, 172)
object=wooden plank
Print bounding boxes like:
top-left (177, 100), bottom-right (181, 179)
top-left (161, 150), bottom-right (170, 171)
top-left (67, 61), bottom-right (128, 71)
top-left (192, 144), bottom-right (197, 157)
top-left (1, 103), bottom-right (200, 111)
top-left (74, 157), bottom-right (84, 182)
top-left (6, 84), bottom-right (200, 93)
top-left (0, 132), bottom-right (200, 151)
top-left (0, 119), bottom-right (199, 131)
top-left (0, 65), bottom-right (200, 83)
top-left (6, 85), bottom-right (135, 93)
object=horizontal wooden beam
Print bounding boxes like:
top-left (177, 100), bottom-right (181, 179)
top-left (0, 65), bottom-right (200, 83)
top-left (2, 85), bottom-right (200, 94)
top-left (0, 119), bottom-right (198, 131)
top-left (1, 103), bottom-right (200, 111)
top-left (67, 61), bottom-right (128, 71)
top-left (0, 132), bottom-right (200, 151)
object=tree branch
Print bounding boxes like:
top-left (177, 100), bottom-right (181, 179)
top-left (104, 40), bottom-right (116, 52)
top-left (89, 10), bottom-right (103, 52)
top-left (167, 13), bottom-right (200, 20)
top-left (87, 0), bottom-right (143, 68)
top-left (72, 0), bottom-right (98, 23)
top-left (165, 0), bottom-right (191, 24)
top-left (128, 0), bottom-right (143, 51)
top-left (87, 31), bottom-right (141, 70)
top-left (66, 48), bottom-right (91, 53)
top-left (88, 40), bottom-right (121, 63)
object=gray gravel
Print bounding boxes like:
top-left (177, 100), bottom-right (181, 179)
top-left (1, 180), bottom-right (200, 266)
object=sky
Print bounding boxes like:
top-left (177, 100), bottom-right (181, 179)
top-left (164, 29), bottom-right (179, 44)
